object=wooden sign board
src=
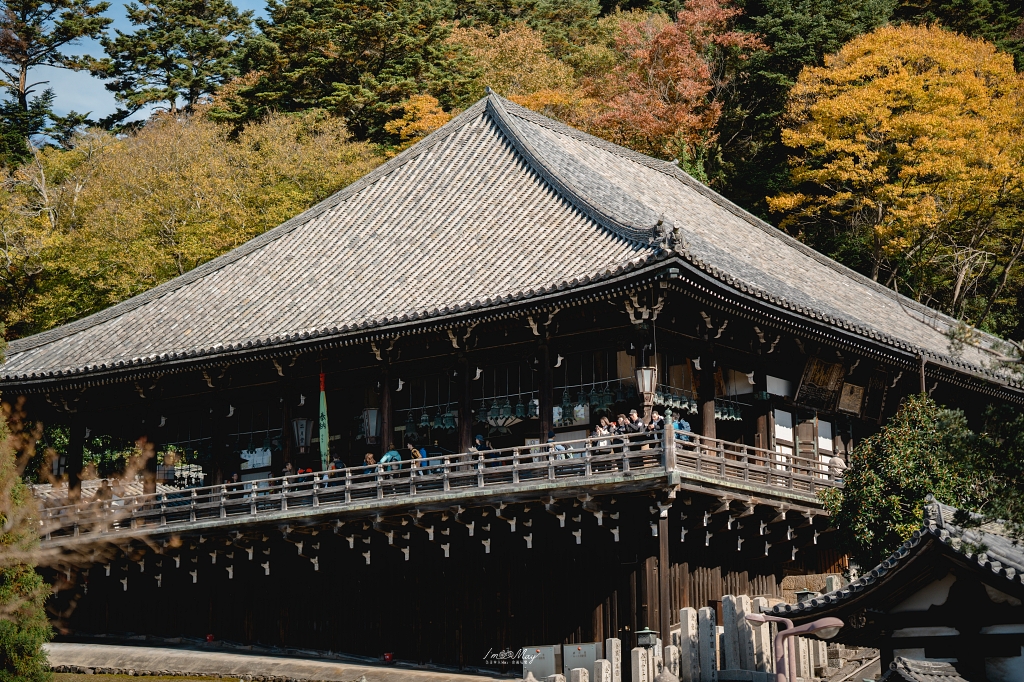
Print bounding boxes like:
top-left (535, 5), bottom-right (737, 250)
top-left (795, 357), bottom-right (845, 410)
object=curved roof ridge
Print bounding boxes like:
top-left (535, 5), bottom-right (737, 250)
top-left (6, 100), bottom-right (492, 356)
top-left (485, 94), bottom-right (656, 245)
top-left (498, 97), bottom-right (1006, 360)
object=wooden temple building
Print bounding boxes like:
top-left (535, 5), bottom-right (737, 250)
top-left (4, 94), bottom-right (1022, 674)
top-left (773, 499), bottom-right (1024, 681)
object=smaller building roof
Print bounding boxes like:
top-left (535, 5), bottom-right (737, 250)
top-left (882, 657), bottom-right (968, 682)
top-left (772, 498), bottom-right (1024, 619)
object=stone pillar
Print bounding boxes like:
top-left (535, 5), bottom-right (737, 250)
top-left (631, 648), bottom-right (651, 682)
top-left (570, 669), bottom-right (590, 682)
top-left (604, 638), bottom-right (622, 682)
top-left (721, 595), bottom-right (741, 671)
top-left (679, 607), bottom-right (699, 682)
top-left (664, 645), bottom-right (680, 677)
top-left (66, 412), bottom-right (85, 502)
top-left (594, 659), bottom-right (612, 682)
top-left (750, 597), bottom-right (772, 673)
top-left (797, 637), bottom-right (810, 680)
top-left (697, 607), bottom-right (717, 682)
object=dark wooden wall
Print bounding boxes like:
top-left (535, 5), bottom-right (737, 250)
top-left (53, 493), bottom-right (837, 679)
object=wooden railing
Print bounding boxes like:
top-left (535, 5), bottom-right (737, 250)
top-left (35, 428), bottom-right (841, 541)
top-left (673, 432), bottom-right (839, 495)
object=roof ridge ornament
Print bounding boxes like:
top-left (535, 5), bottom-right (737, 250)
top-left (655, 216), bottom-right (685, 254)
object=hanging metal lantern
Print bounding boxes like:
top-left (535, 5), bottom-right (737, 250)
top-left (515, 399), bottom-right (526, 419)
top-left (420, 411), bottom-right (431, 428)
top-left (615, 386), bottom-right (625, 403)
top-left (432, 411), bottom-right (444, 430)
top-left (576, 389), bottom-right (588, 407)
top-left (528, 398), bottom-right (539, 419)
top-left (588, 387), bottom-right (599, 407)
top-left (488, 400), bottom-right (500, 421)
top-left (501, 398), bottom-right (513, 420)
top-left (561, 390), bottom-right (573, 415)
top-left (443, 411), bottom-right (456, 431)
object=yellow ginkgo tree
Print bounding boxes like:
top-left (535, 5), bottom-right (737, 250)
top-left (770, 24), bottom-right (1024, 327)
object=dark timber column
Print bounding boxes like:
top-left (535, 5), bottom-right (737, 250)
top-left (539, 343), bottom-right (552, 441)
top-left (754, 368), bottom-right (770, 450)
top-left (458, 356), bottom-right (472, 453)
top-left (67, 412), bottom-right (85, 502)
top-left (381, 363), bottom-right (393, 452)
top-left (659, 513), bottom-right (671, 643)
top-left (141, 412), bottom-right (160, 494)
top-left (699, 351), bottom-right (717, 439)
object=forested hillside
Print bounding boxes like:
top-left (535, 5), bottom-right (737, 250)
top-left (1, 0), bottom-right (1022, 340)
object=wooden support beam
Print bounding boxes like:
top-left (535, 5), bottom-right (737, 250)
top-left (67, 412), bottom-right (85, 502)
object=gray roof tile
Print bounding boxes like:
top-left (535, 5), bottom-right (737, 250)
top-left (0, 95), bottom-right (1014, 384)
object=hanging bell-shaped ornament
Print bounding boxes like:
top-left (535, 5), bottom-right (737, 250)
top-left (433, 412), bottom-right (444, 430)
top-left (501, 398), bottom-right (513, 420)
top-left (528, 398), bottom-right (539, 419)
top-left (488, 400), bottom-right (500, 421)
top-left (515, 399), bottom-right (526, 419)
top-left (420, 411), bottom-right (431, 428)
top-left (588, 387), bottom-right (599, 407)
top-left (576, 389), bottom-right (588, 407)
top-left (615, 386), bottom-right (625, 403)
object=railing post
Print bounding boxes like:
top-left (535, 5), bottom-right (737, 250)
top-left (190, 488), bottom-right (197, 522)
top-left (282, 478), bottom-right (289, 511)
top-left (345, 468), bottom-right (352, 503)
top-left (663, 423), bottom-right (676, 472)
top-left (477, 455), bottom-right (485, 488)
top-left (621, 442), bottom-right (630, 472)
top-left (443, 456), bottom-right (451, 492)
top-left (742, 446), bottom-right (750, 481)
top-left (250, 483), bottom-right (258, 515)
top-left (548, 452), bottom-right (555, 480)
top-left (376, 465), bottom-right (383, 500)
top-left (160, 493), bottom-right (167, 527)
top-left (220, 485), bottom-right (227, 518)
top-left (512, 449), bottom-right (520, 484)
top-left (313, 478), bottom-right (320, 507)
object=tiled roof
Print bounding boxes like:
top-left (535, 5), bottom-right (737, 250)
top-left (0, 94), bottom-right (1015, 385)
top-left (771, 498), bottom-right (1024, 618)
top-left (882, 657), bottom-right (968, 682)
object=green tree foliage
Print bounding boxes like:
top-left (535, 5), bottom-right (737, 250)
top-left (0, 111), bottom-right (380, 336)
top-left (714, 0), bottom-right (894, 209)
top-left (770, 25), bottom-right (1024, 330)
top-left (821, 394), bottom-right (1024, 569)
top-left (221, 0), bottom-right (473, 141)
top-left (894, 0), bottom-right (1024, 68)
top-left (0, 0), bottom-right (111, 166)
top-left (92, 0), bottom-right (254, 125)
top-left (0, 365), bottom-right (52, 681)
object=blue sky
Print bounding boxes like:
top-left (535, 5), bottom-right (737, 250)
top-left (33, 0), bottom-right (268, 120)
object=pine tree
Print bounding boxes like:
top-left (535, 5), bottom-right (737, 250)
top-left (223, 0), bottom-right (474, 141)
top-left (92, 0), bottom-right (254, 125)
top-left (0, 0), bottom-right (112, 166)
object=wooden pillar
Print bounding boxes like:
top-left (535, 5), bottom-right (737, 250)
top-left (141, 412), bottom-right (159, 494)
top-left (458, 356), bottom-right (472, 453)
top-left (539, 343), bottom-right (552, 441)
top-left (699, 354), bottom-right (716, 439)
top-left (659, 515), bottom-right (671, 643)
top-left (381, 363), bottom-right (393, 452)
top-left (209, 395), bottom-right (227, 485)
top-left (67, 412), bottom-right (85, 502)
